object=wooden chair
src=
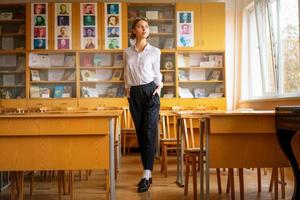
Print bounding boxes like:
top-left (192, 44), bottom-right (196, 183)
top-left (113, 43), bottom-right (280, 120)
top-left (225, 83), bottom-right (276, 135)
top-left (269, 167), bottom-right (286, 199)
top-left (159, 110), bottom-right (178, 177)
top-left (181, 113), bottom-right (222, 200)
top-left (121, 107), bottom-right (137, 155)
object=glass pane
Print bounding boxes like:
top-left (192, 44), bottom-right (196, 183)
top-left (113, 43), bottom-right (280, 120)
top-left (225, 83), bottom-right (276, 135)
top-left (279, 0), bottom-right (300, 94)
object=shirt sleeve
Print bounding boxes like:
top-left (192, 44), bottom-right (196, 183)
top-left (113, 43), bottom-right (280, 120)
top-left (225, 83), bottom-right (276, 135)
top-left (153, 49), bottom-right (163, 88)
top-left (123, 51), bottom-right (130, 89)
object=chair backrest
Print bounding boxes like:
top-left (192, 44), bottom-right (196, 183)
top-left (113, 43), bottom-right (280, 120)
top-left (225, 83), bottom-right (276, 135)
top-left (122, 107), bottom-right (135, 129)
top-left (180, 113), bottom-right (203, 149)
top-left (160, 110), bottom-right (177, 139)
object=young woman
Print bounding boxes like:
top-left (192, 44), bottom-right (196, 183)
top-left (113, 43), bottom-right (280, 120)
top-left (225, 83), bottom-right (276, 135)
top-left (124, 17), bottom-right (162, 193)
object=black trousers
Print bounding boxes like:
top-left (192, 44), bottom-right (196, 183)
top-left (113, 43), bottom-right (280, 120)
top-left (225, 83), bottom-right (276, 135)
top-left (128, 81), bottom-right (160, 171)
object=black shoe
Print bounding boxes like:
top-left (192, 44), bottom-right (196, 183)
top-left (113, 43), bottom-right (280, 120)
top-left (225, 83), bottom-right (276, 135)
top-left (138, 177), bottom-right (152, 187)
top-left (137, 178), bottom-right (150, 193)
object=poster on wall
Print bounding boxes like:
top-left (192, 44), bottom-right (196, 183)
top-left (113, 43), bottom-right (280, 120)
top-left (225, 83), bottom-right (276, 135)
top-left (55, 3), bottom-right (72, 50)
top-left (80, 3), bottom-right (98, 49)
top-left (104, 3), bottom-right (122, 50)
top-left (177, 11), bottom-right (194, 47)
top-left (32, 3), bottom-right (48, 50)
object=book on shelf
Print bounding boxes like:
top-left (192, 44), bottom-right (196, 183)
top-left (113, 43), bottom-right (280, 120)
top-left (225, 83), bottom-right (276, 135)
top-left (208, 70), bottom-right (221, 80)
top-left (178, 70), bottom-right (188, 81)
top-left (163, 38), bottom-right (174, 49)
top-left (162, 56), bottom-right (174, 70)
top-left (178, 87), bottom-right (193, 98)
top-left (30, 86), bottom-right (40, 98)
top-left (62, 70), bottom-right (75, 81)
top-left (96, 83), bottom-right (112, 97)
top-left (81, 69), bottom-right (97, 81)
top-left (194, 88), bottom-right (206, 98)
top-left (63, 86), bottom-right (72, 98)
top-left (106, 86), bottom-right (118, 97)
top-left (163, 7), bottom-right (174, 19)
top-left (163, 88), bottom-right (174, 98)
top-left (178, 54), bottom-right (189, 68)
top-left (2, 36), bottom-right (14, 50)
top-left (3, 74), bottom-right (15, 85)
top-left (215, 84), bottom-right (224, 93)
top-left (93, 54), bottom-right (112, 67)
top-left (149, 37), bottom-right (159, 48)
top-left (113, 54), bottom-right (123, 67)
top-left (189, 54), bottom-right (201, 66)
top-left (40, 87), bottom-right (50, 98)
top-left (17, 56), bottom-right (25, 71)
top-left (29, 54), bottom-right (51, 68)
top-left (111, 70), bottom-right (122, 81)
top-left (128, 10), bottom-right (139, 19)
top-left (82, 86), bottom-right (98, 98)
top-left (159, 24), bottom-right (173, 33)
top-left (189, 69), bottom-right (206, 81)
top-left (0, 55), bottom-right (16, 67)
top-left (163, 72), bottom-right (174, 83)
top-left (54, 85), bottom-right (64, 98)
top-left (81, 54), bottom-right (93, 67)
top-left (96, 69), bottom-right (113, 81)
top-left (208, 92), bottom-right (223, 98)
top-left (31, 70), bottom-right (40, 81)
top-left (50, 55), bottom-right (65, 67)
top-left (146, 11), bottom-right (158, 19)
top-left (64, 55), bottom-right (76, 68)
top-left (212, 55), bottom-right (223, 67)
top-left (149, 26), bottom-right (158, 33)
top-left (48, 70), bottom-right (64, 81)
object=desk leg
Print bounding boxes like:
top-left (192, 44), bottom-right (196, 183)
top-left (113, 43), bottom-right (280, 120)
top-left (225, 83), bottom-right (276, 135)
top-left (204, 117), bottom-right (210, 200)
top-left (176, 118), bottom-right (184, 187)
top-left (276, 129), bottom-right (300, 200)
top-left (109, 118), bottom-right (115, 200)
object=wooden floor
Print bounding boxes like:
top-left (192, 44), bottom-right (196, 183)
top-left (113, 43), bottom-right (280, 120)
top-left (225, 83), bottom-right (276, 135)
top-left (0, 154), bottom-right (295, 200)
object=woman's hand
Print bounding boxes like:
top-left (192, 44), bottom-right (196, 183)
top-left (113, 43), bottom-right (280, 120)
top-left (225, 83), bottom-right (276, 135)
top-left (153, 85), bottom-right (162, 96)
top-left (125, 88), bottom-right (130, 98)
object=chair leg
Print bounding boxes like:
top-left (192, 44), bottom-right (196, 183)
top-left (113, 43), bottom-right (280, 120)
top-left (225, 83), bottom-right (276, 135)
top-left (184, 155), bottom-right (190, 195)
top-left (226, 169), bottom-right (230, 194)
top-left (30, 171), bottom-right (34, 196)
top-left (229, 168), bottom-right (235, 200)
top-left (238, 168), bottom-right (244, 200)
top-left (62, 171), bottom-right (67, 195)
top-left (280, 168), bottom-right (285, 199)
top-left (216, 168), bottom-right (222, 194)
top-left (69, 171), bottom-right (74, 200)
top-left (257, 168), bottom-right (262, 193)
top-left (123, 134), bottom-right (126, 155)
top-left (160, 144), bottom-right (165, 174)
top-left (192, 156), bottom-right (197, 200)
top-left (57, 171), bottom-right (62, 200)
top-left (164, 145), bottom-right (168, 178)
top-left (270, 167), bottom-right (279, 200)
top-left (10, 172), bottom-right (16, 200)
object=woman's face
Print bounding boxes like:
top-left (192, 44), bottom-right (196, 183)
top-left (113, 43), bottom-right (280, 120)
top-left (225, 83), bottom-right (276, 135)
top-left (133, 20), bottom-right (149, 39)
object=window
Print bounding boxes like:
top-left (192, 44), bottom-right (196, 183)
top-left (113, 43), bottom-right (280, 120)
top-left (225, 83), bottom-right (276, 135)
top-left (241, 0), bottom-right (300, 100)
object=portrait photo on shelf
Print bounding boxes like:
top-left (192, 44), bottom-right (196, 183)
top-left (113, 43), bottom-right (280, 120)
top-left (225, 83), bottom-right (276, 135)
top-left (179, 12), bottom-right (191, 23)
top-left (33, 39), bottom-right (46, 49)
top-left (83, 3), bottom-right (95, 15)
top-left (57, 3), bottom-right (69, 15)
top-left (83, 15), bottom-right (95, 26)
top-left (180, 23), bottom-right (191, 34)
top-left (57, 26), bottom-right (69, 38)
top-left (83, 38), bottom-right (96, 49)
top-left (34, 15), bottom-right (46, 26)
top-left (57, 16), bottom-right (69, 26)
top-left (111, 70), bottom-right (123, 81)
top-left (57, 39), bottom-right (69, 49)
top-left (34, 27), bottom-right (46, 38)
top-left (107, 3), bottom-right (119, 14)
top-left (84, 27), bottom-right (95, 37)
top-left (33, 3), bottom-right (46, 15)
top-left (107, 15), bottom-right (119, 26)
top-left (107, 27), bottom-right (120, 37)
top-left (107, 38), bottom-right (120, 49)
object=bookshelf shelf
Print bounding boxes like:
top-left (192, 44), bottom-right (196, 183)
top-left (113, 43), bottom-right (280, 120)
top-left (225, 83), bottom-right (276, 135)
top-left (0, 85), bottom-right (25, 88)
top-left (31, 81), bottom-right (76, 84)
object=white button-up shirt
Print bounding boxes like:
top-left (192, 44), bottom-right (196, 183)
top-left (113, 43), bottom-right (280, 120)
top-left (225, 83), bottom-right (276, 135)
top-left (124, 43), bottom-right (163, 89)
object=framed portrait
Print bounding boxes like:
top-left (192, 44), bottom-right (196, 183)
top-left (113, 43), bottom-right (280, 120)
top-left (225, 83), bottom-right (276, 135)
top-left (107, 4), bottom-right (119, 14)
top-left (33, 3), bottom-right (46, 15)
top-left (107, 27), bottom-right (120, 37)
top-left (33, 39), bottom-right (46, 49)
top-left (32, 3), bottom-right (48, 50)
top-left (84, 27), bottom-right (95, 37)
top-left (57, 39), bottom-right (69, 49)
top-left (105, 3), bottom-right (121, 50)
top-left (34, 27), bottom-right (46, 38)
top-left (0, 12), bottom-right (13, 20)
top-left (111, 70), bottom-right (123, 81)
top-left (80, 3), bottom-right (97, 49)
top-left (209, 70), bottom-right (221, 80)
top-left (82, 3), bottom-right (95, 15)
top-left (177, 11), bottom-right (194, 48)
top-left (55, 3), bottom-right (72, 49)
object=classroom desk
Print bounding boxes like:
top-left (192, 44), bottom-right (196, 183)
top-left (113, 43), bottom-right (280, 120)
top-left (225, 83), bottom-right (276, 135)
top-left (0, 111), bottom-right (121, 200)
top-left (175, 111), bottom-right (292, 190)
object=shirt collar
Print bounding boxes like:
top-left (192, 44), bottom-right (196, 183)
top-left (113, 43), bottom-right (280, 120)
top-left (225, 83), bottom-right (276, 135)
top-left (132, 42), bottom-right (151, 53)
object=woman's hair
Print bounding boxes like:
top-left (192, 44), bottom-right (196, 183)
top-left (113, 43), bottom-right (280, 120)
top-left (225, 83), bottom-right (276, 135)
top-left (129, 17), bottom-right (149, 39)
